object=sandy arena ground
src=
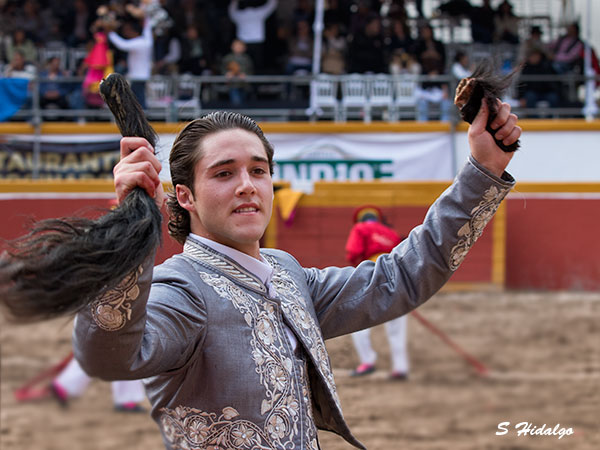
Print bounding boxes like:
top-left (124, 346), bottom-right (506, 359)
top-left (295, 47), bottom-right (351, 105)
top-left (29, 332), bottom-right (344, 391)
top-left (1, 290), bottom-right (599, 450)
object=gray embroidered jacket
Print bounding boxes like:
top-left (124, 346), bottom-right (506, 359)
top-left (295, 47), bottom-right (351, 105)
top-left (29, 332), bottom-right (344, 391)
top-left (73, 156), bottom-right (515, 450)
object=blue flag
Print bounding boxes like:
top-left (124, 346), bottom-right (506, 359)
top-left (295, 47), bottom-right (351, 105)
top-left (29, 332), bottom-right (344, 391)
top-left (0, 78), bottom-right (29, 122)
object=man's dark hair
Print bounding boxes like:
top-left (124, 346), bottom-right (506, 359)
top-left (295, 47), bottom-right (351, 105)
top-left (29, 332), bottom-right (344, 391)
top-left (166, 111), bottom-right (275, 244)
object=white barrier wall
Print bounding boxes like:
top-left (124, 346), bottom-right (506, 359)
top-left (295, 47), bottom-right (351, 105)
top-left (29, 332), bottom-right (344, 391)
top-left (454, 130), bottom-right (600, 182)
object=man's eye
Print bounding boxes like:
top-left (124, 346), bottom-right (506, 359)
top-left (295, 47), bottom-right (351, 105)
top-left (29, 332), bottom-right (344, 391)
top-left (253, 167), bottom-right (267, 174)
top-left (215, 171), bottom-right (231, 177)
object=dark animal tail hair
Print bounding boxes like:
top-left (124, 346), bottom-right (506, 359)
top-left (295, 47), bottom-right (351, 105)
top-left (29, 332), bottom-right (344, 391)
top-left (0, 73), bottom-right (162, 322)
top-left (454, 61), bottom-right (521, 152)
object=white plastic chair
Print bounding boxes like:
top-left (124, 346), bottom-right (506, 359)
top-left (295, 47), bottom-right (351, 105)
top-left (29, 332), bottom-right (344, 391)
top-left (68, 47), bottom-right (90, 73)
top-left (310, 75), bottom-right (340, 121)
top-left (38, 47), bottom-right (68, 71)
top-left (368, 75), bottom-right (394, 121)
top-left (392, 74), bottom-right (419, 120)
top-left (145, 77), bottom-right (173, 113)
top-left (173, 75), bottom-right (201, 119)
top-left (341, 74), bottom-right (368, 122)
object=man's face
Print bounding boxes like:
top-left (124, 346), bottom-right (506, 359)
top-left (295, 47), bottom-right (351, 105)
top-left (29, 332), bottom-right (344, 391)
top-left (176, 128), bottom-right (273, 258)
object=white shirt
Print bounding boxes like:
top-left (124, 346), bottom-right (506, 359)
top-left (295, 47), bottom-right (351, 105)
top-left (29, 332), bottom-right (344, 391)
top-left (190, 234), bottom-right (298, 351)
top-left (108, 19), bottom-right (153, 80)
top-left (228, 0), bottom-right (277, 44)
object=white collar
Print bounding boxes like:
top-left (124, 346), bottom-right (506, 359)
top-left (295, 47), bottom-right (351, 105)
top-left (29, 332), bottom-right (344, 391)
top-left (189, 234), bottom-right (273, 287)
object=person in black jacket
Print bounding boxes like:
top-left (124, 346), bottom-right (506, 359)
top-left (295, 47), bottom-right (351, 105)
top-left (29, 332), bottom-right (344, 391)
top-left (518, 48), bottom-right (561, 113)
top-left (348, 14), bottom-right (386, 74)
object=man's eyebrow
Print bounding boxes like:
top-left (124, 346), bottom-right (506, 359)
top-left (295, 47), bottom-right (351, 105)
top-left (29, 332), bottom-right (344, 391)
top-left (207, 155), bottom-right (269, 170)
top-left (251, 155), bottom-right (269, 164)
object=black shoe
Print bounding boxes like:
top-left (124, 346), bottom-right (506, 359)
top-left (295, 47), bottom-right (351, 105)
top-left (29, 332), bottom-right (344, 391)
top-left (49, 381), bottom-right (69, 408)
top-left (389, 371), bottom-right (408, 381)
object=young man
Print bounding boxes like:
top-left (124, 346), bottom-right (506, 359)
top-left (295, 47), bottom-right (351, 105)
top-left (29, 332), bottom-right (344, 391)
top-left (74, 101), bottom-right (520, 449)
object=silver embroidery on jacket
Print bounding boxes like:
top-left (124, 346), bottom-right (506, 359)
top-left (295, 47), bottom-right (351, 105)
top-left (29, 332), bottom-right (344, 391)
top-left (160, 406), bottom-right (272, 449)
top-left (184, 239), bottom-right (266, 292)
top-left (91, 266), bottom-right (142, 331)
top-left (264, 255), bottom-right (343, 413)
top-left (449, 185), bottom-right (509, 270)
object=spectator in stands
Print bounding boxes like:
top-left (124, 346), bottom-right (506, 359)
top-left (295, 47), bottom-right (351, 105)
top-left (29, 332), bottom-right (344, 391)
top-left (285, 19), bottom-right (313, 75)
top-left (292, 0), bottom-right (315, 25)
top-left (385, 0), bottom-right (408, 22)
top-left (264, 24), bottom-right (290, 74)
top-left (493, 0), bottom-right (519, 45)
top-left (228, 0), bottom-right (278, 74)
top-left (348, 14), bottom-right (386, 74)
top-left (518, 48), bottom-right (561, 113)
top-left (179, 25), bottom-right (211, 76)
top-left (13, 0), bottom-right (44, 44)
top-left (324, 0), bottom-right (351, 35)
top-left (81, 19), bottom-right (114, 109)
top-left (386, 18), bottom-right (416, 59)
top-left (388, 0), bottom-right (424, 20)
top-left (349, 0), bottom-right (377, 37)
top-left (469, 0), bottom-right (495, 44)
top-left (108, 16), bottom-right (153, 109)
top-left (437, 0), bottom-right (472, 18)
top-left (389, 49), bottom-right (420, 76)
top-left (549, 22), bottom-right (584, 74)
top-left (518, 25), bottom-right (549, 63)
top-left (451, 50), bottom-right (473, 80)
top-left (413, 23), bottom-right (450, 121)
top-left (222, 39), bottom-right (254, 106)
top-left (3, 50), bottom-right (36, 80)
top-left (39, 56), bottom-right (70, 110)
top-left (321, 21), bottom-right (347, 75)
top-left (153, 28), bottom-right (181, 75)
top-left (65, 0), bottom-right (93, 47)
top-left (129, 0), bottom-right (175, 70)
top-left (4, 29), bottom-right (37, 66)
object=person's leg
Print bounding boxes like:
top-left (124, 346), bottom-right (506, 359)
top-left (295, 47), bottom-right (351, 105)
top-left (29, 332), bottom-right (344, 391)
top-left (111, 380), bottom-right (146, 412)
top-left (130, 80), bottom-right (147, 109)
top-left (52, 357), bottom-right (92, 402)
top-left (417, 97), bottom-right (429, 122)
top-left (351, 328), bottom-right (377, 375)
top-left (439, 97), bottom-right (452, 122)
top-left (229, 87), bottom-right (244, 105)
top-left (385, 315), bottom-right (409, 379)
top-left (524, 90), bottom-right (539, 109)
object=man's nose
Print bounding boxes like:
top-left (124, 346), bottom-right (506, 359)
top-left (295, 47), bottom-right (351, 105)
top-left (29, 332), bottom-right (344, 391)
top-left (235, 171), bottom-right (256, 196)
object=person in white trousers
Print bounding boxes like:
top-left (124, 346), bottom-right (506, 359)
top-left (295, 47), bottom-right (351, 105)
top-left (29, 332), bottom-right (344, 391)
top-left (351, 316), bottom-right (409, 380)
top-left (51, 357), bottom-right (146, 412)
top-left (345, 205), bottom-right (410, 380)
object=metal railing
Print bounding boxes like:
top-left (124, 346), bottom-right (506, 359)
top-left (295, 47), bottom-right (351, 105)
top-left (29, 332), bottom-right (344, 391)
top-left (6, 72), bottom-right (600, 124)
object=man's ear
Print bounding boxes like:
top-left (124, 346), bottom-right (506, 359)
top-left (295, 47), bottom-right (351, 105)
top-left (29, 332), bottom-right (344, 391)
top-left (175, 184), bottom-right (196, 213)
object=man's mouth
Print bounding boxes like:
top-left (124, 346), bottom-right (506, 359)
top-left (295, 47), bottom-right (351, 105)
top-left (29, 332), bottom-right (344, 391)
top-left (234, 206), bottom-right (259, 213)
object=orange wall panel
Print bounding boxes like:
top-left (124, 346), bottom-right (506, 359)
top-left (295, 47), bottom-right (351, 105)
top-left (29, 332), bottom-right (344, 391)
top-left (506, 198), bottom-right (600, 290)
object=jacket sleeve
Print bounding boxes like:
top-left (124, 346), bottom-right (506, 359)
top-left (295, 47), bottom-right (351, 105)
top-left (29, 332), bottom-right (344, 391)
top-left (303, 156), bottom-right (515, 340)
top-left (72, 254), bottom-right (207, 381)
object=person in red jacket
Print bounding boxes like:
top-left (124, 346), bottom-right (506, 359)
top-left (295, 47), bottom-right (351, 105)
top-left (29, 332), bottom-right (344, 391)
top-left (345, 205), bottom-right (409, 380)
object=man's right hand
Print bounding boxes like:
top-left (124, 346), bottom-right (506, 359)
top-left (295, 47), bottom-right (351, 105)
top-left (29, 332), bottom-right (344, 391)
top-left (113, 137), bottom-right (165, 207)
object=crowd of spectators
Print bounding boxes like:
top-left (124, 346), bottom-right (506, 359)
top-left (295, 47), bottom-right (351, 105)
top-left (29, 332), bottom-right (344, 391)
top-left (0, 0), bottom-right (597, 118)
